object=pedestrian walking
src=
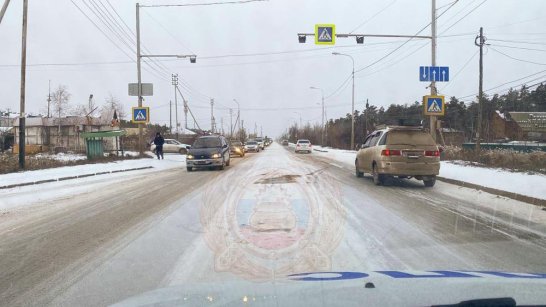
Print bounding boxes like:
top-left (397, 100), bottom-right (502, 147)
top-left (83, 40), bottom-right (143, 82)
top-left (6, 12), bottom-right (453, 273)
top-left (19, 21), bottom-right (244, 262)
top-left (153, 132), bottom-right (165, 160)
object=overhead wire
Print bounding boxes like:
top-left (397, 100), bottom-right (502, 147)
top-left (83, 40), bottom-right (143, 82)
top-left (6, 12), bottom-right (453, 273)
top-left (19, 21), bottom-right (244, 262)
top-left (348, 0), bottom-right (397, 34)
top-left (490, 47), bottom-right (546, 66)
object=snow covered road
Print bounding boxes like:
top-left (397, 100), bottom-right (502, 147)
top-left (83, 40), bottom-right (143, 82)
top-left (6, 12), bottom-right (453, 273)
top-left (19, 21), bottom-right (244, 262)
top-left (1, 143), bottom-right (545, 306)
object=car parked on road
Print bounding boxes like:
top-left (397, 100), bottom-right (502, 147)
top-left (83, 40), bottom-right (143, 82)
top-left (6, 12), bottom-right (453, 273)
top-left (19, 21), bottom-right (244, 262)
top-left (151, 139), bottom-right (191, 154)
top-left (244, 140), bottom-right (260, 152)
top-left (295, 139), bottom-right (312, 153)
top-left (281, 139), bottom-right (289, 146)
top-left (355, 126), bottom-right (440, 187)
top-left (186, 135), bottom-right (230, 171)
top-left (230, 140), bottom-right (245, 157)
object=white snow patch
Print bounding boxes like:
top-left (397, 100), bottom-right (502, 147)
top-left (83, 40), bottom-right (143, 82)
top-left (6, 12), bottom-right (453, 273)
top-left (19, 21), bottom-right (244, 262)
top-left (0, 154), bottom-right (186, 189)
top-left (440, 161), bottom-right (546, 200)
top-left (34, 152), bottom-right (87, 162)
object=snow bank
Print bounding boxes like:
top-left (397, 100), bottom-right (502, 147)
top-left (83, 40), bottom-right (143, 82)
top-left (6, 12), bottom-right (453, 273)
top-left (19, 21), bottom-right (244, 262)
top-left (0, 154), bottom-right (186, 187)
top-left (440, 161), bottom-right (546, 200)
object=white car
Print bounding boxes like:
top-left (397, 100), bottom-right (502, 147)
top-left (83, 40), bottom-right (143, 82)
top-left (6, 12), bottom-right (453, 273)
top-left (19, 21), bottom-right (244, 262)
top-left (151, 139), bottom-right (191, 154)
top-left (295, 139), bottom-right (312, 153)
top-left (244, 141), bottom-right (260, 152)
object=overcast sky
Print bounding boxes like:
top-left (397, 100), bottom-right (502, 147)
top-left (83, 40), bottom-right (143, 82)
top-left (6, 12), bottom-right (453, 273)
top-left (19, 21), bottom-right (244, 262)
top-left (1, 0), bottom-right (545, 136)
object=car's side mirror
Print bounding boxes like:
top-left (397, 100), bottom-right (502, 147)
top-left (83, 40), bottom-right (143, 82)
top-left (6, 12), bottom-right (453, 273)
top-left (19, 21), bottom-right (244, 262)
top-left (360, 144), bottom-right (368, 149)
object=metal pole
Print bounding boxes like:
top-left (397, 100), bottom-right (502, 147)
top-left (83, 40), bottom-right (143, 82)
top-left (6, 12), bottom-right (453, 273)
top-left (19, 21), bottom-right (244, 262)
top-left (169, 100), bottom-right (172, 134)
top-left (321, 92), bottom-right (325, 146)
top-left (173, 74), bottom-right (178, 139)
top-left (351, 61), bottom-right (355, 150)
top-left (136, 3), bottom-right (143, 155)
top-left (476, 26), bottom-right (484, 152)
top-left (229, 108), bottom-right (233, 137)
top-left (47, 80), bottom-right (51, 118)
top-left (210, 98), bottom-right (214, 133)
top-left (184, 100), bottom-right (188, 129)
top-left (18, 0), bottom-right (28, 169)
top-left (430, 0), bottom-right (438, 142)
top-left (0, 0), bottom-right (10, 24)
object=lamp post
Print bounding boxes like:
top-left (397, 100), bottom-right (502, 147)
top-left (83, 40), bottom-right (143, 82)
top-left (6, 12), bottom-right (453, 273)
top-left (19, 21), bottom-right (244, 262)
top-left (310, 86), bottom-right (325, 146)
top-left (332, 52), bottom-right (355, 150)
top-left (233, 99), bottom-right (240, 139)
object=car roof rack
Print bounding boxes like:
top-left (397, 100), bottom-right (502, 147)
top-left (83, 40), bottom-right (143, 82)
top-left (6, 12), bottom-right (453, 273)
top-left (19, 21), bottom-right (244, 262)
top-left (376, 125), bottom-right (424, 130)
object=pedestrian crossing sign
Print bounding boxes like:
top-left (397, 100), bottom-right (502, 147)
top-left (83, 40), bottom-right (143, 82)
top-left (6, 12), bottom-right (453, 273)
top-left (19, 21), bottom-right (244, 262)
top-left (132, 107), bottom-right (150, 124)
top-left (315, 24), bottom-right (335, 45)
top-left (423, 95), bottom-right (445, 116)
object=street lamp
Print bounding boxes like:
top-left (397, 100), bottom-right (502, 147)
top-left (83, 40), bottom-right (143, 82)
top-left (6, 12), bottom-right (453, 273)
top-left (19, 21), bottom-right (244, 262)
top-left (233, 99), bottom-right (240, 139)
top-left (332, 52), bottom-right (355, 150)
top-left (310, 86), bottom-right (325, 146)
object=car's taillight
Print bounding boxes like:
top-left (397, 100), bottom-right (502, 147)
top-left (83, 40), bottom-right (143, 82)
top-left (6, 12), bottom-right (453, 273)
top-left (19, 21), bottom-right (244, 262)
top-left (425, 150), bottom-right (440, 157)
top-left (381, 149), bottom-right (401, 156)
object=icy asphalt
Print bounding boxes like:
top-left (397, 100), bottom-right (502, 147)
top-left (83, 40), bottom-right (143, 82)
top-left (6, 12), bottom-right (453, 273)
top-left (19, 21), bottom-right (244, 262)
top-left (0, 143), bottom-right (545, 306)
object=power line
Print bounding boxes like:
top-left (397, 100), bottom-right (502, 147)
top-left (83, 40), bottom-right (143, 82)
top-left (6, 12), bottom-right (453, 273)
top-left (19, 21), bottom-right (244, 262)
top-left (142, 10), bottom-right (195, 54)
top-left (439, 0), bottom-right (487, 35)
top-left (491, 44), bottom-right (546, 53)
top-left (487, 38), bottom-right (546, 46)
top-left (141, 0), bottom-right (267, 8)
top-left (348, 0), bottom-right (397, 34)
top-left (490, 47), bottom-right (546, 66)
top-left (440, 49), bottom-right (479, 91)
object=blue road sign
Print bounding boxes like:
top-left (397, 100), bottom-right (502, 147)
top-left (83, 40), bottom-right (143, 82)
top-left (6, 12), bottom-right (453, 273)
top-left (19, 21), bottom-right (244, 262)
top-left (423, 95), bottom-right (445, 116)
top-left (419, 66), bottom-right (449, 82)
top-left (439, 66), bottom-right (449, 81)
top-left (132, 107), bottom-right (150, 124)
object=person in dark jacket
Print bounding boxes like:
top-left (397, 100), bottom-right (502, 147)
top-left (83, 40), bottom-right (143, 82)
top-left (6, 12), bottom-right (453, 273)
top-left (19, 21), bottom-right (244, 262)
top-left (153, 132), bottom-right (165, 159)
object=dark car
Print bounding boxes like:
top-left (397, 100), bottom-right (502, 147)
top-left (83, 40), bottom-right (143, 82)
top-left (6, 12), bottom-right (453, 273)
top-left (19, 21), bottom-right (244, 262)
top-left (186, 135), bottom-right (231, 171)
top-left (281, 140), bottom-right (289, 146)
top-left (230, 140), bottom-right (245, 157)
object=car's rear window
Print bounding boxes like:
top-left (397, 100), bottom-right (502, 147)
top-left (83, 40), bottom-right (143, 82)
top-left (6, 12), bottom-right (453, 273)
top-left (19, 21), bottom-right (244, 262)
top-left (385, 131), bottom-right (435, 146)
top-left (231, 141), bottom-right (242, 146)
top-left (247, 141), bottom-right (257, 145)
top-left (192, 137), bottom-right (222, 148)
top-left (298, 140), bottom-right (310, 144)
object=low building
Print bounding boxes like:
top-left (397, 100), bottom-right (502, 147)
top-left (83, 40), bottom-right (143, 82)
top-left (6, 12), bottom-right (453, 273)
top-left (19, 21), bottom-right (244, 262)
top-left (508, 112), bottom-right (546, 141)
top-left (12, 116), bottom-right (115, 153)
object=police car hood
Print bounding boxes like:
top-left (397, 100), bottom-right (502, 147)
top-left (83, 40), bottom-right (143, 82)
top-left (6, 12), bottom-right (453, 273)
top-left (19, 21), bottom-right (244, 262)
top-left (111, 271), bottom-right (546, 306)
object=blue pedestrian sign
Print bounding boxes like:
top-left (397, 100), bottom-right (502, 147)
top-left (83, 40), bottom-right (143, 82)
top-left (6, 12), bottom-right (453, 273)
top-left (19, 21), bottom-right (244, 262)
top-left (315, 24), bottom-right (335, 45)
top-left (423, 95), bottom-right (445, 116)
top-left (419, 66), bottom-right (449, 82)
top-left (132, 107), bottom-right (150, 124)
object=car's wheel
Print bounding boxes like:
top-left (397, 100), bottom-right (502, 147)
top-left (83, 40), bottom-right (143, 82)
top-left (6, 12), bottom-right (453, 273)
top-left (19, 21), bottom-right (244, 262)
top-left (179, 148), bottom-right (187, 154)
top-left (372, 163), bottom-right (384, 186)
top-left (186, 166), bottom-right (192, 172)
top-left (424, 176), bottom-right (436, 187)
top-left (355, 161), bottom-right (364, 178)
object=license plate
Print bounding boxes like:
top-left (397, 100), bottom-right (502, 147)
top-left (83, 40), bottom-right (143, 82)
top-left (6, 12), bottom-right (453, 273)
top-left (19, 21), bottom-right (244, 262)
top-left (196, 161), bottom-right (207, 165)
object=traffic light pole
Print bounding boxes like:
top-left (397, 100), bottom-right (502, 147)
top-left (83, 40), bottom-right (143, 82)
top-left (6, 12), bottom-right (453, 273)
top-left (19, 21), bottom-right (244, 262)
top-left (136, 3), bottom-right (143, 155)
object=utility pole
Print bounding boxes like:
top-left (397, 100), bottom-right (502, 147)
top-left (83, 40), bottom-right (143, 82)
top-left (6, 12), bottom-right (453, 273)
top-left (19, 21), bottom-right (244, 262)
top-left (136, 3), bottom-right (143, 155)
top-left (184, 100), bottom-right (188, 129)
top-left (210, 98), bottom-right (215, 133)
top-left (261, 126), bottom-right (263, 137)
top-left (47, 80), bottom-right (51, 118)
top-left (221, 117), bottom-right (224, 135)
top-left (18, 0), bottom-right (28, 169)
top-left (229, 108), bottom-right (233, 138)
top-left (241, 119), bottom-right (244, 141)
top-left (169, 100), bottom-right (172, 134)
top-left (430, 0), bottom-right (438, 143)
top-left (475, 26), bottom-right (486, 152)
top-left (254, 122), bottom-right (257, 136)
top-left (172, 74), bottom-right (178, 139)
top-left (88, 94), bottom-right (93, 114)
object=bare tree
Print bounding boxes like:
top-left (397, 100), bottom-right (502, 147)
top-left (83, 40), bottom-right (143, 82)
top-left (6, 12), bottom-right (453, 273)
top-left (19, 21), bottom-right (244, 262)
top-left (101, 94), bottom-right (126, 121)
top-left (51, 85), bottom-right (71, 146)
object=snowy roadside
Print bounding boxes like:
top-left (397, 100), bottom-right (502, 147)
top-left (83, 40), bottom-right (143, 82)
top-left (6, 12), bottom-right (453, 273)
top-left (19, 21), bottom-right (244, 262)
top-left (0, 152), bottom-right (186, 188)
top-left (307, 145), bottom-right (546, 201)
